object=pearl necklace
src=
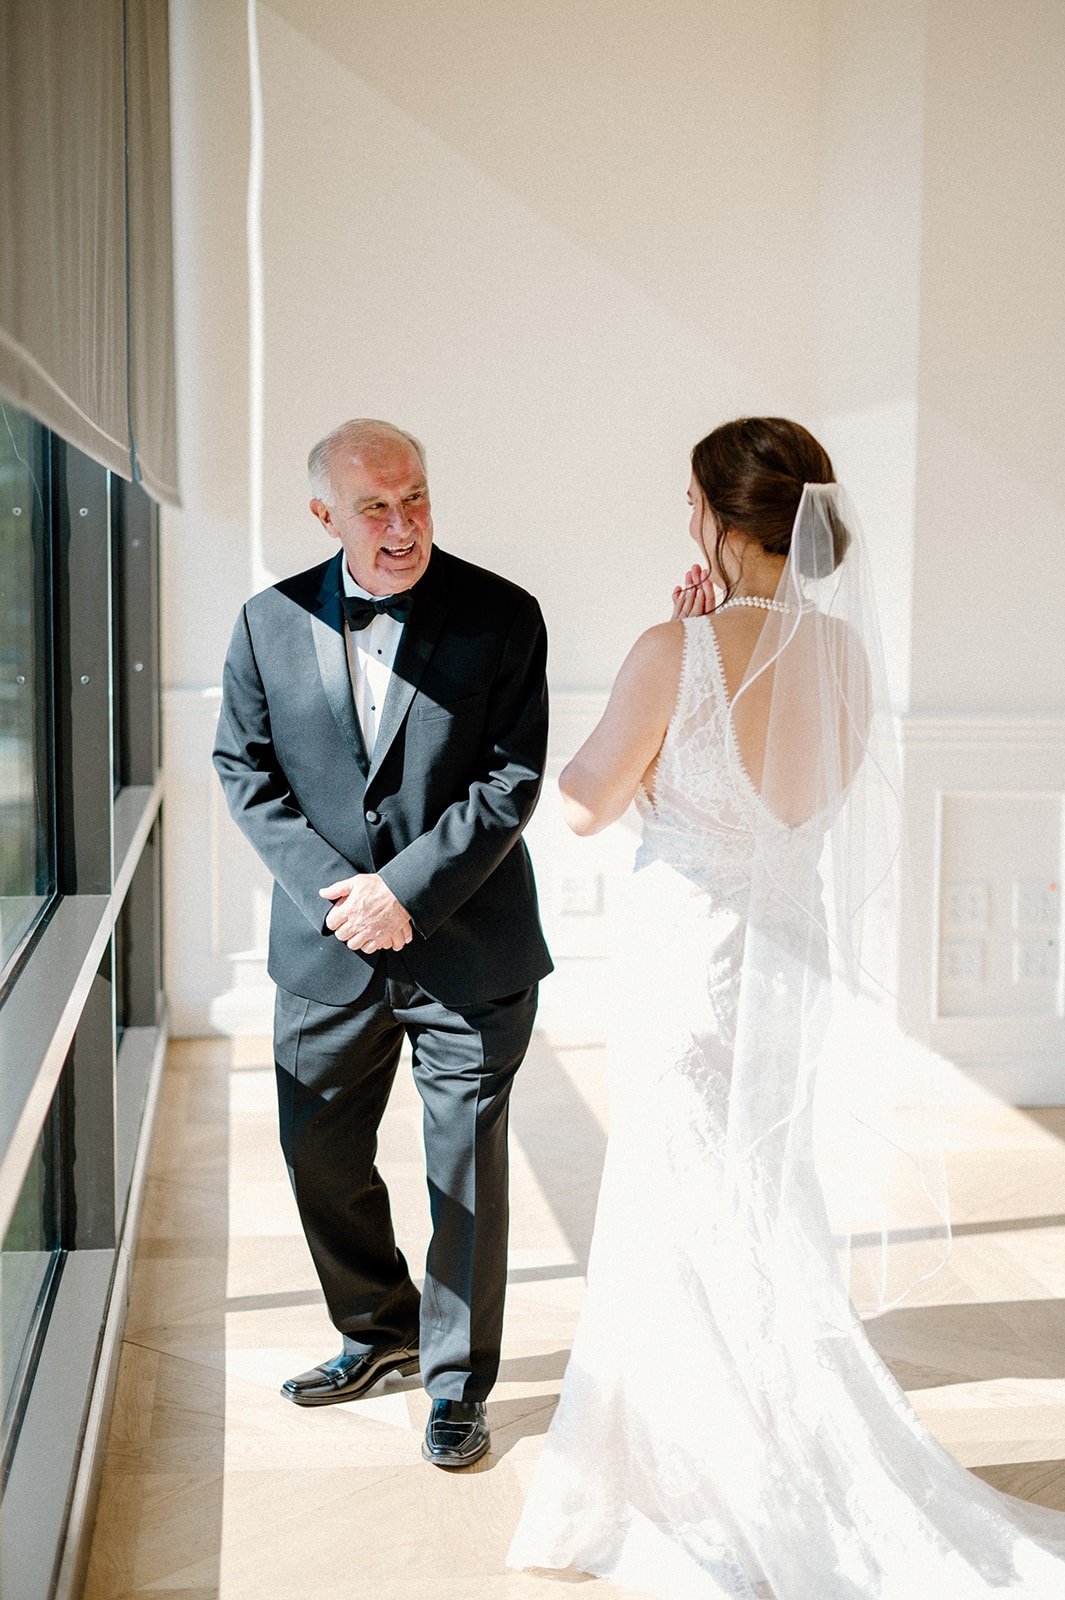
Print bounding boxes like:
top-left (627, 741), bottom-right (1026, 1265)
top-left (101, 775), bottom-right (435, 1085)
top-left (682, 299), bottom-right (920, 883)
top-left (714, 595), bottom-right (802, 614)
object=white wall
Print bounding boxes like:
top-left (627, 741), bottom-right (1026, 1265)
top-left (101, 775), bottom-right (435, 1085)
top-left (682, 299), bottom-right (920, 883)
top-left (910, 0), bottom-right (1065, 717)
top-left (164, 0), bottom-right (823, 1033)
top-left (899, 1), bottom-right (1065, 1100)
top-left (168, 0), bottom-right (823, 691)
top-left (164, 0), bottom-right (1065, 1098)
top-left (812, 0), bottom-right (927, 713)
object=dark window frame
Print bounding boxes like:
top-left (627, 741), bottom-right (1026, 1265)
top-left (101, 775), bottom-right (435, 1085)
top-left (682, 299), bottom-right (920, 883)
top-left (0, 408), bottom-right (58, 993)
top-left (0, 422), bottom-right (166, 1598)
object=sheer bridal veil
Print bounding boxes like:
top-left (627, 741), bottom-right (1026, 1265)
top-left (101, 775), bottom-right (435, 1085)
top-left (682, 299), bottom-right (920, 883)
top-left (720, 482), bottom-right (952, 1319)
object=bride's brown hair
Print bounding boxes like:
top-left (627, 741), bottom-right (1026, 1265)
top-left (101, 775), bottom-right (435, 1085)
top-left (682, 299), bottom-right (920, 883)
top-left (691, 417), bottom-right (842, 604)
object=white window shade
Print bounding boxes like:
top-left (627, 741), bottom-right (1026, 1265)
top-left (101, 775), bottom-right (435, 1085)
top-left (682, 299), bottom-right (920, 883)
top-left (126, 0), bottom-right (179, 506)
top-left (0, 0), bottom-right (179, 506)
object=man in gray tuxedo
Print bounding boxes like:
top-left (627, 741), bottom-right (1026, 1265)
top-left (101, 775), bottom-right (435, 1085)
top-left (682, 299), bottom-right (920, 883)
top-left (213, 419), bottom-right (552, 1468)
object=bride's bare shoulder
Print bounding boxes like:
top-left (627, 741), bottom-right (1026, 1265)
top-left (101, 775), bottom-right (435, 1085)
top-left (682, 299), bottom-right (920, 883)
top-left (628, 619), bottom-right (685, 668)
top-left (613, 620), bottom-right (684, 715)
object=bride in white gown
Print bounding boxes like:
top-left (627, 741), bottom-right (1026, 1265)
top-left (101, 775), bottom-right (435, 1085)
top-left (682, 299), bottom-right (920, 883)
top-left (508, 417), bottom-right (1065, 1598)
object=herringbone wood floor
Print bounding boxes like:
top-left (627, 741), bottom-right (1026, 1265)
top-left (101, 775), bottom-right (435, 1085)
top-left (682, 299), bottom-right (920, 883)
top-left (82, 1034), bottom-right (1065, 1599)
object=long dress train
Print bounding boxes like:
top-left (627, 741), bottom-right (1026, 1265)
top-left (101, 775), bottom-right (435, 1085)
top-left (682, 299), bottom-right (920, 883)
top-left (508, 614), bottom-right (1065, 1599)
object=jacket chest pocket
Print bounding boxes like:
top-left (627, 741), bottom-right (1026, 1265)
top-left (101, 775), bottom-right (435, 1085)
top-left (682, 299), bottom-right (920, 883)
top-left (415, 690), bottom-right (488, 723)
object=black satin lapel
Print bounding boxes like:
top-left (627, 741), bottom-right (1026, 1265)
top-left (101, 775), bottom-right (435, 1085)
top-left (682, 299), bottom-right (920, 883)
top-left (369, 584), bottom-right (448, 780)
top-left (310, 586), bottom-right (370, 777)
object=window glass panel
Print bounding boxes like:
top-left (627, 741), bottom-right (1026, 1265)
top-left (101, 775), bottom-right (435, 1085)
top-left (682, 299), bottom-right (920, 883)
top-left (115, 890), bottom-right (130, 1045)
top-left (0, 404), bottom-right (53, 975)
top-left (1, 1087), bottom-right (62, 1451)
top-left (111, 481), bottom-right (124, 797)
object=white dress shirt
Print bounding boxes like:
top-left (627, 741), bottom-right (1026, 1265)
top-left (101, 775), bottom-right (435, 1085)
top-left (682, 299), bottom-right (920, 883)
top-left (341, 562), bottom-right (405, 756)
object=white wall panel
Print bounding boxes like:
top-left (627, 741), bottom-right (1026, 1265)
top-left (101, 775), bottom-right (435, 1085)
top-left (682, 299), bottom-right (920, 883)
top-left (901, 716), bottom-right (1065, 1103)
top-left (163, 685), bottom-right (274, 1037)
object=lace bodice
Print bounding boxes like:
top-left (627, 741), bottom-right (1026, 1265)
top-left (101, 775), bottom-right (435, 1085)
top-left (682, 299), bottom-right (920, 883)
top-left (635, 617), bottom-right (821, 894)
top-left (639, 617), bottom-right (753, 831)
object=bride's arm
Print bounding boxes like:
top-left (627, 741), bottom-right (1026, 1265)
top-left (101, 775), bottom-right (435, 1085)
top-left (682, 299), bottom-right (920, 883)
top-left (559, 621), bottom-right (683, 836)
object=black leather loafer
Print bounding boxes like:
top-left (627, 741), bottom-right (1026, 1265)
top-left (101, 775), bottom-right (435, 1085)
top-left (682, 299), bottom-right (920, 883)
top-left (281, 1341), bottom-right (420, 1406)
top-left (421, 1399), bottom-right (490, 1467)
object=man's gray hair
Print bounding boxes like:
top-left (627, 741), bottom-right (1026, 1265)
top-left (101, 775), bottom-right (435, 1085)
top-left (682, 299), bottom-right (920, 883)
top-left (308, 419), bottom-right (427, 506)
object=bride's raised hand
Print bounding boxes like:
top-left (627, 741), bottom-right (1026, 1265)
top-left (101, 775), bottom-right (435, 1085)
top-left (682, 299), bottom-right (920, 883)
top-left (671, 564), bottom-right (715, 620)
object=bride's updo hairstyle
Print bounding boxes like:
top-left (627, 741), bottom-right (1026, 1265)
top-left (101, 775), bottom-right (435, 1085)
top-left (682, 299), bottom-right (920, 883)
top-left (691, 417), bottom-right (849, 603)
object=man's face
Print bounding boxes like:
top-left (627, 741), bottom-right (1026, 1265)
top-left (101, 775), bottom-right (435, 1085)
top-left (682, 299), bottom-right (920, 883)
top-left (311, 438), bottom-right (433, 595)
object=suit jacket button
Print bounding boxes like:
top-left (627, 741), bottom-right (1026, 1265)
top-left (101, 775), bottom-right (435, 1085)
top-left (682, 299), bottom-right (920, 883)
top-left (365, 809), bottom-right (380, 824)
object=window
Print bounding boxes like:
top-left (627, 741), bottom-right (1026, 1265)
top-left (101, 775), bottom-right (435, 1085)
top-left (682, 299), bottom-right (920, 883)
top-left (0, 1085), bottom-right (63, 1464)
top-left (0, 420), bottom-right (164, 1595)
top-left (0, 405), bottom-right (54, 978)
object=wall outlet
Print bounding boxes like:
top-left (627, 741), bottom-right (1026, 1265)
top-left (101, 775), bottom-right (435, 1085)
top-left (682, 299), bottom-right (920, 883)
top-left (1013, 937), bottom-right (1060, 983)
top-left (556, 871), bottom-right (604, 917)
top-left (1013, 879), bottom-right (1061, 932)
top-left (941, 939), bottom-right (985, 984)
top-left (938, 793), bottom-right (1064, 1018)
top-left (942, 880), bottom-right (991, 931)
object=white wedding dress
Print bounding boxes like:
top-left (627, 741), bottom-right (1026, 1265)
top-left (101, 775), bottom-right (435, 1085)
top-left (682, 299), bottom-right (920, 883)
top-left (508, 613), bottom-right (1065, 1599)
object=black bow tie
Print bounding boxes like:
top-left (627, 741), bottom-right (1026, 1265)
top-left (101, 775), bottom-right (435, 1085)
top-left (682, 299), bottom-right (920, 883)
top-left (342, 590), bottom-right (414, 631)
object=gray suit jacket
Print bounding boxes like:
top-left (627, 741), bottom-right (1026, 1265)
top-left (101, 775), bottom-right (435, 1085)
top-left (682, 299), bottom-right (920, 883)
top-left (213, 545), bottom-right (553, 1006)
